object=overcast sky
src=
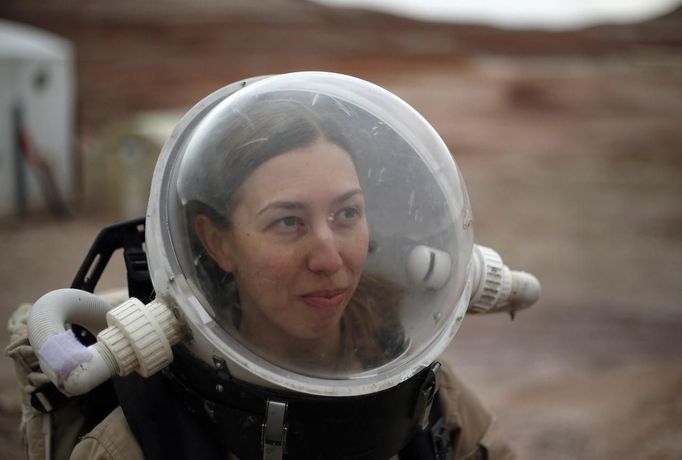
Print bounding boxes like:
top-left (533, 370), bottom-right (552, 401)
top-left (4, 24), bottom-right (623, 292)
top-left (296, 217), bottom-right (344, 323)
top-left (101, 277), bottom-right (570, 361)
top-left (313, 0), bottom-right (681, 30)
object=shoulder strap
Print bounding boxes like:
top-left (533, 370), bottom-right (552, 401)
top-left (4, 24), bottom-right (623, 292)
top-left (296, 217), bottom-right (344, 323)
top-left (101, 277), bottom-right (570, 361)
top-left (6, 303), bottom-right (111, 460)
top-left (398, 391), bottom-right (454, 460)
top-left (113, 371), bottom-right (223, 460)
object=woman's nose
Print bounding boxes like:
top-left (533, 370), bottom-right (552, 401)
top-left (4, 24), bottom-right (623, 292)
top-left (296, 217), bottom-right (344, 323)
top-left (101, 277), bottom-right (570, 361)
top-left (307, 230), bottom-right (344, 275)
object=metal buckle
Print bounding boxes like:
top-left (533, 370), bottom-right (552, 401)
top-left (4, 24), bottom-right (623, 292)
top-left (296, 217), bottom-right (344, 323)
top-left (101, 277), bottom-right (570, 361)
top-left (261, 399), bottom-right (288, 460)
top-left (418, 362), bottom-right (441, 429)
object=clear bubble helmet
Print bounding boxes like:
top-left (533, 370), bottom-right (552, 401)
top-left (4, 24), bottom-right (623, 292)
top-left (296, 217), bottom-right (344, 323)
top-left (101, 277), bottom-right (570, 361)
top-left (146, 72), bottom-right (474, 397)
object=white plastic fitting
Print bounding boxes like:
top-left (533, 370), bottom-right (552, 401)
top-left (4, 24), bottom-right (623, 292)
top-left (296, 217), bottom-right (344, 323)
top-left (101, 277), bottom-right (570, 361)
top-left (469, 244), bottom-right (541, 315)
top-left (27, 289), bottom-right (186, 397)
top-left (98, 297), bottom-right (185, 377)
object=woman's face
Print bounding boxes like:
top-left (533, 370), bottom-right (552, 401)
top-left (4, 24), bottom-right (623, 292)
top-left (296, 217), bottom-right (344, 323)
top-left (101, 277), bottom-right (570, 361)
top-left (199, 140), bottom-right (369, 355)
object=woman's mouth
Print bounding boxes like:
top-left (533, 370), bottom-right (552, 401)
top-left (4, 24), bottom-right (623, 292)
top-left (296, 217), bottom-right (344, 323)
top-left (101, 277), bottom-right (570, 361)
top-left (301, 289), bottom-right (348, 310)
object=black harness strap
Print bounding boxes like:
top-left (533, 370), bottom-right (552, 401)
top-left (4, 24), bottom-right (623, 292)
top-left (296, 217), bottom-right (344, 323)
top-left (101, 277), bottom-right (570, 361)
top-left (399, 391), bottom-right (453, 460)
top-left (113, 371), bottom-right (223, 460)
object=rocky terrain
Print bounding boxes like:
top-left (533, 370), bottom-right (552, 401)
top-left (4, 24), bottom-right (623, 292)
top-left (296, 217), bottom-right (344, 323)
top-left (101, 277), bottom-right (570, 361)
top-left (1, 1), bottom-right (681, 459)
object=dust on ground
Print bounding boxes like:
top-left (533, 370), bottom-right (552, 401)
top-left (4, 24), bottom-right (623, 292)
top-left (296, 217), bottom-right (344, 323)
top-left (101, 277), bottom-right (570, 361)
top-left (1, 28), bottom-right (681, 460)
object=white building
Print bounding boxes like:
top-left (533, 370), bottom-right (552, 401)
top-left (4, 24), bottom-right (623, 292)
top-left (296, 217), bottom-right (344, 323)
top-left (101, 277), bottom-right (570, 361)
top-left (0, 20), bottom-right (75, 217)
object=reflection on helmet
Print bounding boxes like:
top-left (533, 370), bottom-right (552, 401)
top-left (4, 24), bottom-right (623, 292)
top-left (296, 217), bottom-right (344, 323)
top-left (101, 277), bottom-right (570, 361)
top-left (148, 72), bottom-right (473, 396)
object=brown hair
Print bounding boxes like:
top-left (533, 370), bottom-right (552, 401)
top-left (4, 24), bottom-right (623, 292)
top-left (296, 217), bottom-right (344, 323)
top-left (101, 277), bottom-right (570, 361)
top-left (341, 274), bottom-right (406, 369)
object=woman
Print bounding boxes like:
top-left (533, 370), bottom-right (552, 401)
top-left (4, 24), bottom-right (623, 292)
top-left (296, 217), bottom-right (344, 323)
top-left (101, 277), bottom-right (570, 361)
top-left (70, 81), bottom-right (514, 460)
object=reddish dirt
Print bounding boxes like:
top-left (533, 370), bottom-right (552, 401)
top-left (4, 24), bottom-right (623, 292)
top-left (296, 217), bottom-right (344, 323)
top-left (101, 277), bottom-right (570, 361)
top-left (1, 2), bottom-right (681, 459)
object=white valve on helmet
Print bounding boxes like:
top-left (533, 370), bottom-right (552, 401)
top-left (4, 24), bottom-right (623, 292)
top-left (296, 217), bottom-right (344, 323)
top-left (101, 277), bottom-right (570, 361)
top-left (407, 244), bottom-right (541, 316)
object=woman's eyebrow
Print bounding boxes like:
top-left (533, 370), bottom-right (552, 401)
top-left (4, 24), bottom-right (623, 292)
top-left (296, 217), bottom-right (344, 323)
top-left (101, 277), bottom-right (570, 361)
top-left (257, 201), bottom-right (306, 216)
top-left (332, 188), bottom-right (364, 205)
top-left (257, 189), bottom-right (363, 216)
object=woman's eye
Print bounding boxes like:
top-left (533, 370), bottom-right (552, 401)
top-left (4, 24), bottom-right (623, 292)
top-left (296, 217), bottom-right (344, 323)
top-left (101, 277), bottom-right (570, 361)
top-left (334, 206), bottom-right (362, 224)
top-left (273, 216), bottom-right (303, 231)
top-left (277, 216), bottom-right (299, 227)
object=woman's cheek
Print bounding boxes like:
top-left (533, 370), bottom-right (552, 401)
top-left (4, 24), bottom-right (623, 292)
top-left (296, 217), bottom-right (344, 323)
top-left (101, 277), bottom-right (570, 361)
top-left (256, 253), bottom-right (297, 284)
top-left (350, 230), bottom-right (370, 269)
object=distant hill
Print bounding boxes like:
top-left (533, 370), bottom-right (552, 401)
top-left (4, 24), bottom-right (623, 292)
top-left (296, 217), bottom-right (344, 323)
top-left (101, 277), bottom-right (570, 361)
top-left (1, 0), bottom-right (680, 130)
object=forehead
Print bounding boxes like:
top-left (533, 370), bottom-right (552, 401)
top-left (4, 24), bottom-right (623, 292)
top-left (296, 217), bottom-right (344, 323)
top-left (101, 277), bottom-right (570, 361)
top-left (236, 141), bottom-right (361, 207)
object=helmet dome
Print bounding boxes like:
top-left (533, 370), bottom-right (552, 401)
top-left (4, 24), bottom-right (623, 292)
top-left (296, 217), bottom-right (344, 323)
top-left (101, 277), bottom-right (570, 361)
top-left (145, 72), bottom-right (473, 396)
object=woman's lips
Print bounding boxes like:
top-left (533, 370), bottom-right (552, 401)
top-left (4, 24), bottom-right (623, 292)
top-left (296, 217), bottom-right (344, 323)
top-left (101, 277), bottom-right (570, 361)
top-left (301, 289), bottom-right (347, 310)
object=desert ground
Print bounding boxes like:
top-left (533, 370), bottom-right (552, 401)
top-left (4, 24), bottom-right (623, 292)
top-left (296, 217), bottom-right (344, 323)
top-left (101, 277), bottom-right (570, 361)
top-left (1, 2), bottom-right (681, 459)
